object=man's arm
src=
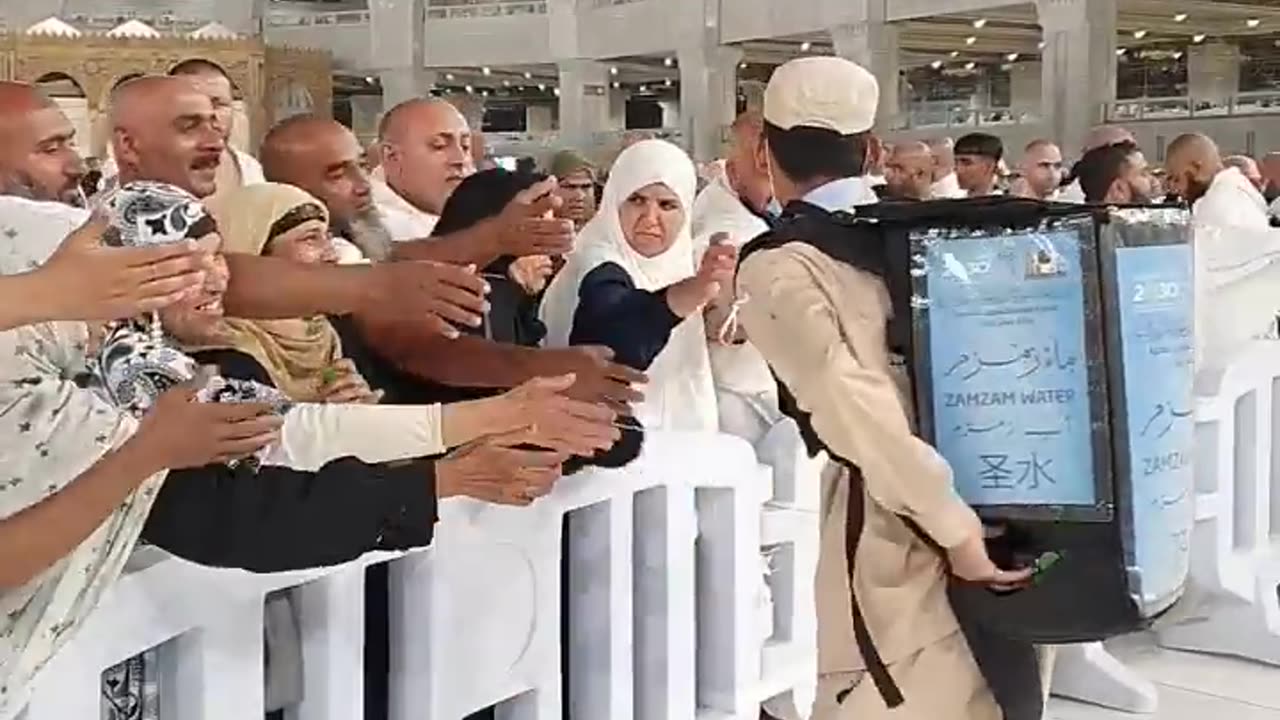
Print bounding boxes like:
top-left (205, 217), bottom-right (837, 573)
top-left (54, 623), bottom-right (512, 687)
top-left (737, 246), bottom-right (980, 549)
top-left (392, 218), bottom-right (503, 268)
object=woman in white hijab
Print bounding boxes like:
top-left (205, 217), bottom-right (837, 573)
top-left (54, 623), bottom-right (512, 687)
top-left (540, 139), bottom-right (736, 432)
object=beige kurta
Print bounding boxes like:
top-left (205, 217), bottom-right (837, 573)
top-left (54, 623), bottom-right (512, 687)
top-left (738, 242), bottom-right (999, 720)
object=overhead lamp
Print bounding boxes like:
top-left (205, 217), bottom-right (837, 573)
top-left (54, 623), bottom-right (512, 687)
top-left (523, 71), bottom-right (532, 79)
top-left (1247, 18), bottom-right (1261, 28)
top-left (800, 41), bottom-right (812, 52)
top-left (481, 66), bottom-right (491, 75)
top-left (464, 84), bottom-right (474, 93)
top-left (612, 81), bottom-right (620, 88)
top-left (931, 60), bottom-right (943, 69)
top-left (364, 75), bottom-right (376, 83)
top-left (664, 57), bottom-right (675, 67)
top-left (1173, 13), bottom-right (1188, 22)
top-left (502, 79), bottom-right (511, 87)
top-left (972, 18), bottom-right (987, 29)
top-left (1192, 33), bottom-right (1206, 43)
top-left (1006, 52), bottom-right (1019, 61)
top-left (445, 72), bottom-right (455, 81)
top-left (739, 62), bottom-right (747, 69)
top-left (1038, 40), bottom-right (1046, 49)
top-left (965, 36), bottom-right (977, 45)
top-left (1133, 29), bottom-right (1147, 39)
top-left (664, 78), bottom-right (673, 87)
top-left (554, 87), bottom-right (561, 96)
top-left (538, 83), bottom-right (547, 91)
top-left (1116, 47), bottom-right (1127, 56)
top-left (950, 50), bottom-right (961, 57)
top-left (480, 89), bottom-right (489, 97)
top-left (1173, 51), bottom-right (1184, 59)
top-left (639, 84), bottom-right (648, 93)
top-left (609, 66), bottom-right (618, 75)
top-left (964, 61), bottom-right (976, 70)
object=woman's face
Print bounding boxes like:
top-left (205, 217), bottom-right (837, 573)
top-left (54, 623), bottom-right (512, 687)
top-left (265, 217), bottom-right (337, 265)
top-left (617, 182), bottom-right (685, 258)
top-left (159, 231), bottom-right (230, 345)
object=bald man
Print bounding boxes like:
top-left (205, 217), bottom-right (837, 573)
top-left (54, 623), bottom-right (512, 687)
top-left (1166, 133), bottom-right (1270, 230)
top-left (1016, 140), bottom-right (1065, 200)
top-left (375, 98), bottom-right (474, 241)
top-left (0, 81), bottom-right (86, 206)
top-left (927, 137), bottom-right (965, 199)
top-left (883, 141), bottom-right (934, 200)
top-left (169, 59), bottom-right (265, 199)
top-left (110, 76), bottom-right (225, 198)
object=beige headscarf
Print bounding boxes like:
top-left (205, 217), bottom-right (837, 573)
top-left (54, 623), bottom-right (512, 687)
top-left (205, 183), bottom-right (343, 402)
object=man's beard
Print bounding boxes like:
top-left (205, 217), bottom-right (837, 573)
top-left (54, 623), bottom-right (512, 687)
top-left (335, 209), bottom-right (394, 262)
top-left (0, 171), bottom-right (85, 207)
top-left (1185, 174), bottom-right (1212, 205)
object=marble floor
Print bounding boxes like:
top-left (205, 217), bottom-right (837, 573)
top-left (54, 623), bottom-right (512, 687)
top-left (1047, 637), bottom-right (1280, 719)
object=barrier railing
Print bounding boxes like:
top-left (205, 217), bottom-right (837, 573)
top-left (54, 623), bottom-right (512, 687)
top-left (1104, 92), bottom-right (1280, 123)
top-left (24, 428), bottom-right (821, 720)
top-left (265, 10), bottom-right (371, 28)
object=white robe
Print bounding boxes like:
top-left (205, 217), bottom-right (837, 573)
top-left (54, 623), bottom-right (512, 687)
top-left (371, 169), bottom-right (440, 242)
top-left (1193, 167), bottom-right (1271, 231)
top-left (930, 172), bottom-right (967, 199)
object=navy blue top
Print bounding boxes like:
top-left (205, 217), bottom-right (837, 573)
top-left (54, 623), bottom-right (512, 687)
top-left (568, 262), bottom-right (683, 371)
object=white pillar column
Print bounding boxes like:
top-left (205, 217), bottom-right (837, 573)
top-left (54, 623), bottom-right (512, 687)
top-left (526, 104), bottom-right (555, 134)
top-left (369, 0), bottom-right (431, 110)
top-left (1187, 42), bottom-right (1241, 106)
top-left (1037, 0), bottom-right (1117, 156)
top-left (677, 45), bottom-right (741, 162)
top-left (558, 60), bottom-right (612, 149)
top-left (659, 100), bottom-right (681, 130)
top-left (608, 85), bottom-right (628, 132)
top-left (350, 95), bottom-right (385, 143)
top-left (739, 81), bottom-right (766, 114)
top-left (830, 1), bottom-right (901, 130)
top-left (1010, 61), bottom-right (1043, 118)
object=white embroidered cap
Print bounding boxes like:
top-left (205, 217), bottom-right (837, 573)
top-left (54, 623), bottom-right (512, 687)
top-left (763, 56), bottom-right (880, 135)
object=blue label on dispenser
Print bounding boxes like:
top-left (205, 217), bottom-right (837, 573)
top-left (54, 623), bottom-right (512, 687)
top-left (926, 230), bottom-right (1098, 507)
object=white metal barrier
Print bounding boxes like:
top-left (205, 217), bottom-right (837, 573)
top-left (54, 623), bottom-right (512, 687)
top-left (1157, 340), bottom-right (1280, 665)
top-left (23, 427), bottom-right (821, 720)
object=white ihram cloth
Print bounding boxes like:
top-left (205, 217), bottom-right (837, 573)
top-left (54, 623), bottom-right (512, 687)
top-left (930, 172), bottom-right (967, 199)
top-left (371, 168), bottom-right (440, 242)
top-left (540, 139), bottom-right (718, 433)
top-left (1193, 167), bottom-right (1271, 231)
top-left (690, 175), bottom-right (781, 443)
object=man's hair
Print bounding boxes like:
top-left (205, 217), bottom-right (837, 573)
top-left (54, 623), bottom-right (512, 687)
top-left (1077, 141), bottom-right (1140, 203)
top-left (763, 122), bottom-right (868, 184)
top-left (168, 58), bottom-right (230, 81)
top-left (954, 133), bottom-right (1004, 162)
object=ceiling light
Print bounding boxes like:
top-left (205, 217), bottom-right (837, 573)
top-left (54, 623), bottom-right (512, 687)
top-left (663, 57), bottom-right (674, 67)
top-left (609, 66), bottom-right (618, 75)
top-left (537, 82), bottom-right (546, 90)
top-left (480, 89), bottom-right (489, 97)
top-left (965, 36), bottom-right (977, 45)
top-left (639, 84), bottom-right (648, 92)
top-left (964, 61), bottom-right (976, 70)
top-left (1006, 52), bottom-right (1019, 62)
top-left (481, 67), bottom-right (491, 75)
top-left (612, 81), bottom-right (620, 88)
top-left (523, 71), bottom-right (532, 79)
top-left (554, 87), bottom-right (561, 96)
top-left (1247, 18), bottom-right (1261, 28)
top-left (364, 75), bottom-right (375, 83)
top-left (739, 62), bottom-right (747, 69)
top-left (1116, 47), bottom-right (1127, 56)
top-left (1192, 33), bottom-right (1206, 43)
top-left (800, 41), bottom-right (812, 52)
top-left (464, 84), bottom-right (474, 93)
top-left (1038, 41), bottom-right (1046, 49)
top-left (1173, 51), bottom-right (1184, 59)
top-left (445, 72), bottom-right (455, 81)
top-left (950, 50), bottom-right (961, 57)
top-left (1133, 30), bottom-right (1147, 39)
top-left (502, 79), bottom-right (510, 86)
top-left (973, 19), bottom-right (988, 29)
top-left (931, 60), bottom-right (943, 69)
top-left (1173, 13), bottom-right (1188, 22)
top-left (664, 78), bottom-right (673, 87)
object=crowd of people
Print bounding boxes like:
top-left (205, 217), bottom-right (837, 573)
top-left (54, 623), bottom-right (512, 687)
top-left (0, 48), bottom-right (1269, 720)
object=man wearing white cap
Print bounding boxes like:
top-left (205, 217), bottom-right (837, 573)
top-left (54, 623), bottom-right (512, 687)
top-left (737, 57), bottom-right (1030, 720)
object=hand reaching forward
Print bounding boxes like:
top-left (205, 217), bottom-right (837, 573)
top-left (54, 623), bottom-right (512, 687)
top-left (363, 260), bottom-right (490, 339)
top-left (132, 383), bottom-right (283, 470)
top-left (666, 233), bottom-right (738, 318)
top-left (499, 374), bottom-right (620, 456)
top-left (946, 533), bottom-right (1035, 592)
top-left (494, 177), bottom-right (576, 258)
top-left (545, 345), bottom-right (647, 415)
top-left (23, 214), bottom-right (207, 326)
top-left (435, 431), bottom-right (568, 506)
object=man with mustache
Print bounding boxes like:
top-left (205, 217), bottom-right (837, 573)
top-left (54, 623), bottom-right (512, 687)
top-left (168, 58), bottom-right (265, 200)
top-left (109, 76), bottom-right (488, 337)
top-left (1165, 132), bottom-right (1270, 231)
top-left (1076, 141), bottom-right (1157, 205)
top-left (258, 114), bottom-right (647, 413)
top-left (374, 98), bottom-right (473, 243)
top-left (0, 81), bottom-right (207, 325)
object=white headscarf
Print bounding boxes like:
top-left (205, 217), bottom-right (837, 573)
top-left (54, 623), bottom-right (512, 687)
top-left (540, 139), bottom-right (718, 432)
top-left (0, 196), bottom-right (166, 719)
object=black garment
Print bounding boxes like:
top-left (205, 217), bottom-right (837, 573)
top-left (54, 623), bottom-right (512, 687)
top-left (476, 256), bottom-right (547, 347)
top-left (139, 348), bottom-right (441, 574)
top-left (568, 262), bottom-right (683, 371)
top-left (740, 199), bottom-right (1044, 720)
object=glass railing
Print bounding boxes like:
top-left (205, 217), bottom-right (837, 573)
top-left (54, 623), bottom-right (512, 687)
top-left (426, 1), bottom-right (548, 19)
top-left (265, 10), bottom-right (371, 27)
top-left (1105, 92), bottom-right (1280, 122)
top-left (894, 104), bottom-right (1040, 130)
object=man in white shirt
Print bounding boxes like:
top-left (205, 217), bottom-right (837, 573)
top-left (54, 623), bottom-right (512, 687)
top-left (1013, 140), bottom-right (1064, 201)
top-left (953, 133), bottom-right (1004, 197)
top-left (690, 111), bottom-right (781, 444)
top-left (927, 137), bottom-right (966, 199)
top-left (1166, 133), bottom-right (1271, 230)
top-left (374, 98), bottom-right (475, 242)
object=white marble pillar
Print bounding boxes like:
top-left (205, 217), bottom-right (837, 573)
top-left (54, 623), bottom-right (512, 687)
top-left (740, 81), bottom-right (766, 114)
top-left (1187, 42), bottom-right (1242, 107)
top-left (1037, 0), bottom-right (1117, 155)
top-left (526, 104), bottom-right (555, 134)
top-left (1010, 61), bottom-right (1043, 118)
top-left (677, 45), bottom-right (741, 162)
top-left (830, 0), bottom-right (902, 130)
top-left (608, 86), bottom-right (628, 132)
top-left (558, 60), bottom-right (612, 149)
top-left (659, 100), bottom-right (681, 130)
top-left (369, 0), bottom-right (431, 110)
top-left (350, 95), bottom-right (384, 143)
